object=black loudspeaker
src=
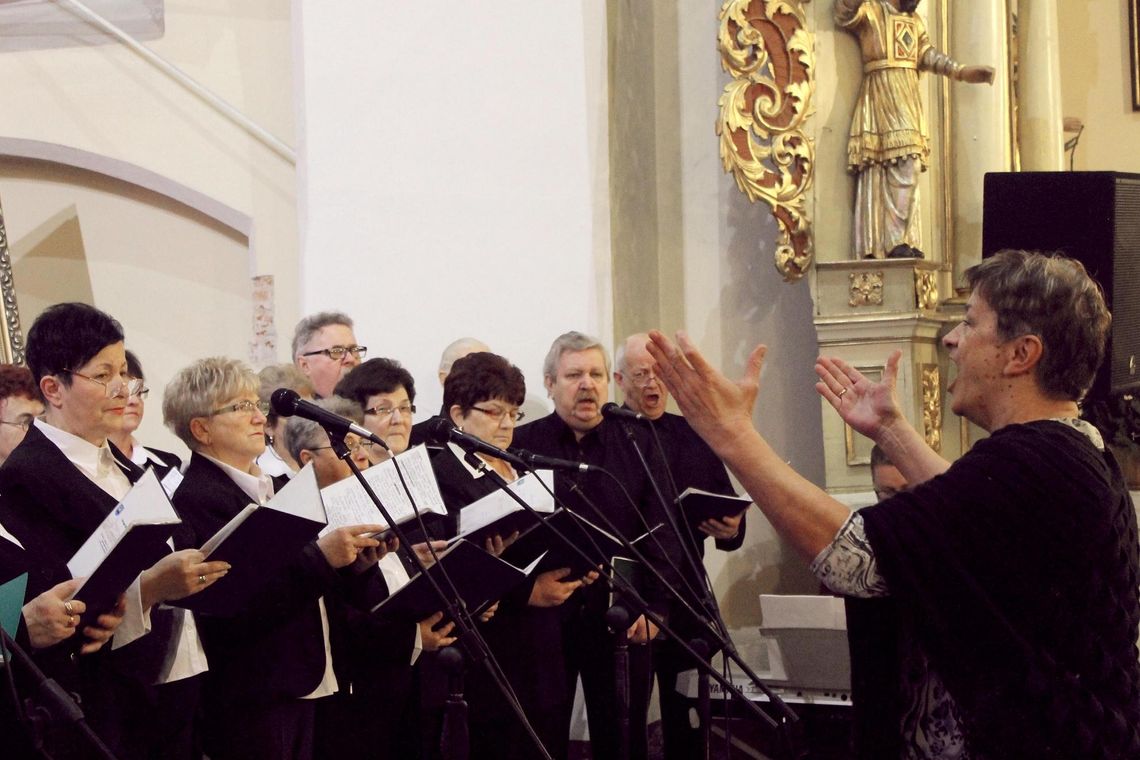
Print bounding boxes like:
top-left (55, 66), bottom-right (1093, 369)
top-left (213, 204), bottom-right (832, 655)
top-left (982, 171), bottom-right (1140, 400)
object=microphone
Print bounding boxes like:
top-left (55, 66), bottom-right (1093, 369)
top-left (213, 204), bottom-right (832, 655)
top-left (507, 448), bottom-right (592, 474)
top-left (601, 402), bottom-right (648, 422)
top-left (427, 418), bottom-right (529, 470)
top-left (270, 388), bottom-right (389, 449)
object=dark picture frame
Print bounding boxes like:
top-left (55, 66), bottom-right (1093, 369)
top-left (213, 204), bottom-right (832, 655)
top-left (1131, 0), bottom-right (1140, 110)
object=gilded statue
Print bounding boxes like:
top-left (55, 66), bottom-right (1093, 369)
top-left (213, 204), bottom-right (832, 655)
top-left (837, 0), bottom-right (994, 259)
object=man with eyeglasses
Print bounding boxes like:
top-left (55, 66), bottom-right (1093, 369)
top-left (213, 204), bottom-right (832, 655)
top-left (0, 302), bottom-right (229, 759)
top-left (0, 364), bottom-right (43, 466)
top-left (292, 311), bottom-right (368, 398)
top-left (614, 333), bottom-right (747, 760)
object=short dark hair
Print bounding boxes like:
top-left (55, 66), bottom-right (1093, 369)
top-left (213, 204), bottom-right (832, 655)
top-left (0, 364), bottom-right (37, 403)
top-left (26, 303), bottom-right (125, 395)
top-left (334, 357), bottom-right (416, 405)
top-left (965, 249), bottom-right (1111, 401)
top-left (125, 349), bottom-right (144, 380)
top-left (443, 352), bottom-right (525, 412)
top-left (869, 444), bottom-right (893, 470)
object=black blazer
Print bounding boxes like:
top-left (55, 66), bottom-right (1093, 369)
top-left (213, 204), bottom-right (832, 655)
top-left (429, 447), bottom-right (569, 715)
top-left (172, 453), bottom-right (343, 709)
top-left (0, 424), bottom-right (183, 757)
top-left (111, 443), bottom-right (183, 481)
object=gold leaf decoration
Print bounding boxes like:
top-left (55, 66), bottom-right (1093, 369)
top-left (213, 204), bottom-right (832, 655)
top-left (921, 363), bottom-right (942, 453)
top-left (914, 269), bottom-right (939, 311)
top-left (717, 0), bottom-right (816, 281)
top-left (849, 271), bottom-right (884, 307)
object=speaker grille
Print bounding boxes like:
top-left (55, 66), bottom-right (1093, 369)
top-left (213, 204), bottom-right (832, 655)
top-left (1112, 178), bottom-right (1140, 392)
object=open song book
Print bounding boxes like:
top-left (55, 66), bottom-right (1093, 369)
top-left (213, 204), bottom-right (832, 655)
top-left (172, 464), bottom-right (327, 616)
top-left (67, 468), bottom-right (182, 625)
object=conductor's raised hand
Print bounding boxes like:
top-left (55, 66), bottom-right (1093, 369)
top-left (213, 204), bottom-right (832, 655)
top-left (814, 350), bottom-right (903, 440)
top-left (318, 524), bottom-right (385, 569)
top-left (646, 330), bottom-right (766, 453)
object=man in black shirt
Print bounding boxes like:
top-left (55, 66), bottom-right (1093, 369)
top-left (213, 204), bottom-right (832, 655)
top-left (513, 331), bottom-right (679, 760)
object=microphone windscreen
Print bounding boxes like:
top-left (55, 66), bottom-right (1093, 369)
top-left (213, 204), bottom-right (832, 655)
top-left (270, 387), bottom-right (301, 417)
top-left (426, 417), bottom-right (456, 444)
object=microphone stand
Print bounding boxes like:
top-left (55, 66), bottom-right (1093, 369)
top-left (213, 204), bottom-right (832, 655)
top-left (0, 627), bottom-right (118, 760)
top-left (611, 417), bottom-right (729, 641)
top-left (321, 429), bottom-right (552, 760)
top-left (461, 455), bottom-right (803, 757)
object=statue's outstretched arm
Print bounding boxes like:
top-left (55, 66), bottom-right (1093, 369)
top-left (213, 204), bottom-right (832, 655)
top-left (921, 48), bottom-right (995, 84)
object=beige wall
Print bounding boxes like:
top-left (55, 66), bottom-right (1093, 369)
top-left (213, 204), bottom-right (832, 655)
top-left (0, 1), bottom-right (298, 452)
top-left (1058, 0), bottom-right (1140, 172)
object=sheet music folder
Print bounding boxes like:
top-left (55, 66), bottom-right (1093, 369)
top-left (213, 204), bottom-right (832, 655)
top-left (66, 468), bottom-right (181, 625)
top-left (172, 464), bottom-right (327, 616)
top-left (370, 539), bottom-right (542, 622)
top-left (676, 487), bottom-right (751, 524)
top-left (499, 508), bottom-right (661, 578)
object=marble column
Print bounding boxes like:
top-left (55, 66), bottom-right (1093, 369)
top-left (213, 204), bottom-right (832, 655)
top-left (1017, 0), bottom-right (1065, 171)
top-left (950, 0), bottom-right (1013, 289)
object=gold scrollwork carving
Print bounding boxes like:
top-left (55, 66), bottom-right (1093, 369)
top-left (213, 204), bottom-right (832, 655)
top-left (0, 198), bottom-right (25, 366)
top-left (849, 271), bottom-right (883, 307)
top-left (921, 363), bottom-right (942, 453)
top-left (717, 0), bottom-right (815, 281)
top-left (914, 269), bottom-right (939, 311)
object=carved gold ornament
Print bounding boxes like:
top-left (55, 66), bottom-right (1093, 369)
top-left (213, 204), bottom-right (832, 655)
top-left (717, 0), bottom-right (816, 281)
top-left (914, 269), bottom-right (939, 311)
top-left (921, 363), bottom-right (942, 453)
top-left (849, 271), bottom-right (884, 307)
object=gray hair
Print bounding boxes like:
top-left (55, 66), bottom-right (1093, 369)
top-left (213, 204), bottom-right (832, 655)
top-left (542, 331), bottom-right (610, 380)
top-left (439, 337), bottom-right (491, 377)
top-left (163, 357), bottom-right (260, 450)
top-left (291, 311), bottom-right (355, 360)
top-left (965, 249), bottom-right (1111, 401)
top-left (614, 333), bottom-right (651, 374)
top-left (258, 364), bottom-right (314, 424)
top-left (283, 396), bottom-right (365, 464)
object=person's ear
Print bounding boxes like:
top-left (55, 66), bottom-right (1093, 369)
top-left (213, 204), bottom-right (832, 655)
top-left (189, 417), bottom-right (211, 447)
top-left (449, 405), bottom-right (465, 428)
top-left (39, 375), bottom-right (65, 409)
top-left (1004, 334), bottom-right (1044, 377)
top-left (299, 449), bottom-right (314, 466)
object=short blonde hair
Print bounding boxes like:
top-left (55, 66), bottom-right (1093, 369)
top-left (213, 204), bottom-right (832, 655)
top-left (163, 357), bottom-right (260, 450)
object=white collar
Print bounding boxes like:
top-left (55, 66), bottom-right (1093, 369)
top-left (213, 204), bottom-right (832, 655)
top-left (35, 418), bottom-right (127, 488)
top-left (201, 453), bottom-right (274, 505)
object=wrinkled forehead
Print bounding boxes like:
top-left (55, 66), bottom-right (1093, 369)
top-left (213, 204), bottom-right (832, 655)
top-left (557, 348), bottom-right (607, 376)
top-left (308, 323), bottom-right (357, 350)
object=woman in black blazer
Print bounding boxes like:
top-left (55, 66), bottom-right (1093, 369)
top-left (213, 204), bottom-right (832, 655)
top-left (162, 357), bottom-right (384, 760)
top-left (430, 352), bottom-right (595, 760)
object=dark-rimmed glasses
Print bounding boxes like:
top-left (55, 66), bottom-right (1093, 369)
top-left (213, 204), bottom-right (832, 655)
top-left (302, 345), bottom-right (368, 361)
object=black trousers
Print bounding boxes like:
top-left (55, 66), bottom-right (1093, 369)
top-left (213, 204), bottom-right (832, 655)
top-left (563, 615), bottom-right (653, 760)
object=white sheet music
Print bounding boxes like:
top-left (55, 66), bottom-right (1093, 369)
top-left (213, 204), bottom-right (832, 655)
top-left (318, 445), bottom-right (447, 536)
top-left (67, 469), bottom-right (180, 579)
top-left (455, 469), bottom-right (555, 538)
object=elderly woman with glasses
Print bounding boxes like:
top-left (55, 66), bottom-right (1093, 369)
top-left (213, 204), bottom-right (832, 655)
top-left (334, 357), bottom-right (417, 461)
top-left (163, 357), bottom-right (386, 760)
top-left (282, 397), bottom-right (458, 760)
top-left (431, 351), bottom-right (594, 760)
